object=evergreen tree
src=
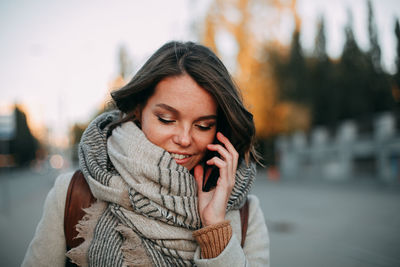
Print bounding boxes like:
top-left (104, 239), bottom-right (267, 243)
top-left (118, 45), bottom-right (132, 80)
top-left (281, 29), bottom-right (310, 104)
top-left (365, 0), bottom-right (393, 112)
top-left (396, 19), bottom-right (400, 72)
top-left (311, 16), bottom-right (337, 126)
top-left (314, 16), bottom-right (328, 61)
top-left (271, 3), bottom-right (396, 133)
top-left (395, 18), bottom-right (400, 88)
top-left (392, 18), bottom-right (400, 105)
top-left (367, 0), bottom-right (382, 72)
top-left (339, 10), bottom-right (370, 120)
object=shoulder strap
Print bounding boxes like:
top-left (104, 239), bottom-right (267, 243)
top-left (239, 198), bottom-right (249, 248)
top-left (64, 170), bottom-right (96, 251)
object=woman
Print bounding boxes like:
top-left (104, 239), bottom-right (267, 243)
top-left (23, 41), bottom-right (269, 266)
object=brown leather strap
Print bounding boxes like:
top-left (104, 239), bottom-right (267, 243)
top-left (64, 170), bottom-right (96, 251)
top-left (239, 198), bottom-right (249, 248)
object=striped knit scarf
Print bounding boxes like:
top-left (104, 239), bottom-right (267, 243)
top-left (66, 111), bottom-right (256, 266)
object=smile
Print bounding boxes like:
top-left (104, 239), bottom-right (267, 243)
top-left (170, 153), bottom-right (191, 160)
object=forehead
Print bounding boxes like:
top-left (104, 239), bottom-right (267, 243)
top-left (148, 75), bottom-right (217, 114)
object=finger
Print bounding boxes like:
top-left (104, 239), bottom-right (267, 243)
top-left (212, 152), bottom-right (236, 189)
top-left (216, 132), bottom-right (239, 159)
top-left (206, 157), bottom-right (228, 184)
top-left (215, 132), bottom-right (239, 171)
top-left (207, 142), bottom-right (236, 186)
top-left (206, 156), bottom-right (232, 189)
top-left (209, 159), bottom-right (231, 205)
top-left (194, 164), bottom-right (215, 196)
top-left (207, 143), bottom-right (232, 162)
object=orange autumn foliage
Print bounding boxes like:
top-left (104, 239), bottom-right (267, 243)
top-left (202, 0), bottom-right (310, 138)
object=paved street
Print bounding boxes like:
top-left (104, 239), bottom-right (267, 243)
top-left (1, 167), bottom-right (400, 267)
top-left (251, 171), bottom-right (400, 267)
top-left (0, 166), bottom-right (69, 267)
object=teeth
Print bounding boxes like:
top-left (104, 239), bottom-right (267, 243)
top-left (170, 153), bottom-right (190, 160)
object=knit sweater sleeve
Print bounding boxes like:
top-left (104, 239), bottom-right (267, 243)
top-left (193, 220), bottom-right (233, 258)
top-left (21, 172), bottom-right (72, 267)
top-left (193, 195), bottom-right (270, 266)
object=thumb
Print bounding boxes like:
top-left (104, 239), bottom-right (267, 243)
top-left (193, 164), bottom-right (204, 194)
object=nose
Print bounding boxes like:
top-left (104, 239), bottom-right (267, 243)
top-left (173, 126), bottom-right (191, 147)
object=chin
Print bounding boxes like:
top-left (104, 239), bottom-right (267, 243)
top-left (183, 161), bottom-right (198, 171)
top-left (183, 164), bottom-right (195, 171)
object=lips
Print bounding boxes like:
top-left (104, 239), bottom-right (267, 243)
top-left (169, 152), bottom-right (193, 166)
top-left (170, 153), bottom-right (190, 160)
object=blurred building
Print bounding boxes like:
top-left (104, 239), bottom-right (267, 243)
top-left (0, 104), bottom-right (40, 167)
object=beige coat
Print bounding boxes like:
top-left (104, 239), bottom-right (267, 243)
top-left (22, 172), bottom-right (270, 266)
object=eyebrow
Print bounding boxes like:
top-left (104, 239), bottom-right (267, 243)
top-left (155, 103), bottom-right (217, 121)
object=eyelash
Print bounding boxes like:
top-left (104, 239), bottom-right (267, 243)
top-left (158, 117), bottom-right (175, 124)
top-left (196, 124), bottom-right (213, 131)
top-left (158, 117), bottom-right (214, 131)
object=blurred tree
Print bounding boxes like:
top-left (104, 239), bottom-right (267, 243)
top-left (202, 0), bottom-right (310, 138)
top-left (118, 45), bottom-right (133, 80)
top-left (101, 45), bottom-right (132, 113)
top-left (393, 18), bottom-right (400, 104)
top-left (310, 17), bottom-right (338, 126)
top-left (281, 28), bottom-right (309, 104)
top-left (396, 18), bottom-right (400, 74)
top-left (70, 123), bottom-right (86, 147)
top-left (314, 16), bottom-right (328, 61)
top-left (272, 4), bottom-right (395, 129)
top-left (70, 123), bottom-right (87, 163)
top-left (338, 10), bottom-right (371, 120)
top-left (367, 0), bottom-right (381, 72)
top-left (364, 1), bottom-right (394, 113)
top-left (273, 16), bottom-right (337, 127)
top-left (10, 106), bottom-right (39, 166)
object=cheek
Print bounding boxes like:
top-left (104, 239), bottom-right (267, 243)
top-left (141, 119), bottom-right (167, 148)
top-left (197, 132), bottom-right (216, 152)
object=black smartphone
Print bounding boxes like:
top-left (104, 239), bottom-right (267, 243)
top-left (202, 140), bottom-right (221, 192)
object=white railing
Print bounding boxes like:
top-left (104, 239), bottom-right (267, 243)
top-left (276, 112), bottom-right (400, 182)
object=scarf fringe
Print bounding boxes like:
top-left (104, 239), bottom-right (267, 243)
top-left (66, 201), bottom-right (107, 267)
top-left (116, 224), bottom-right (153, 267)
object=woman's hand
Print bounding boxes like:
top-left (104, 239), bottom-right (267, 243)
top-left (194, 132), bottom-right (239, 227)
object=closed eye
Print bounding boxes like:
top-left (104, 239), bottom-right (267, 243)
top-left (196, 124), bottom-right (215, 131)
top-left (158, 117), bottom-right (175, 124)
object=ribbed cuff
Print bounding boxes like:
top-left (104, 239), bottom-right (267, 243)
top-left (192, 220), bottom-right (233, 259)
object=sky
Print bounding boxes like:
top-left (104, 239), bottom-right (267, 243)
top-left (0, 0), bottom-right (399, 146)
top-left (298, 0), bottom-right (400, 67)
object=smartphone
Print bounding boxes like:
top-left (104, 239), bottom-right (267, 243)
top-left (202, 140), bottom-right (221, 192)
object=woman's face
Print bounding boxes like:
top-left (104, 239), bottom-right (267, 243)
top-left (139, 74), bottom-right (218, 171)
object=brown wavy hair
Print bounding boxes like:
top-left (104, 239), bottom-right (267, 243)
top-left (110, 41), bottom-right (259, 164)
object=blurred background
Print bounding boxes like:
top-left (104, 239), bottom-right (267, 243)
top-left (1, 0), bottom-right (400, 266)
